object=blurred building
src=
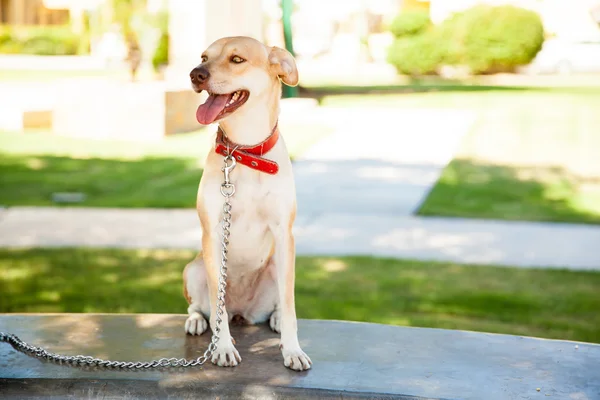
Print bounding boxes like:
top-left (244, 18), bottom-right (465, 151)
top-left (0, 0), bottom-right (107, 37)
top-left (0, 0), bottom-right (69, 24)
top-left (0, 0), bottom-right (108, 25)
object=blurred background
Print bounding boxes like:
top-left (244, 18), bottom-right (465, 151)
top-left (1, 0), bottom-right (599, 344)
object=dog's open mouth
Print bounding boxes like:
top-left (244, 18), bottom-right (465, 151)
top-left (196, 90), bottom-right (249, 125)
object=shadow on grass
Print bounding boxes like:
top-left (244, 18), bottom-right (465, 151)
top-left (298, 83), bottom-right (532, 102)
top-left (298, 79), bottom-right (600, 103)
top-left (417, 158), bottom-right (600, 224)
top-left (0, 248), bottom-right (195, 314)
top-left (0, 153), bottom-right (202, 208)
top-left (1, 248), bottom-right (598, 343)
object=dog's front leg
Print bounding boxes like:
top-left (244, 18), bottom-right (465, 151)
top-left (202, 232), bottom-right (241, 367)
top-left (272, 219), bottom-right (312, 371)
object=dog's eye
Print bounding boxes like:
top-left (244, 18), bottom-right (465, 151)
top-left (201, 55), bottom-right (208, 63)
top-left (231, 56), bottom-right (245, 64)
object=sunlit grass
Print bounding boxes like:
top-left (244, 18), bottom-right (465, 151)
top-left (418, 159), bottom-right (600, 224)
top-left (1, 248), bottom-right (598, 343)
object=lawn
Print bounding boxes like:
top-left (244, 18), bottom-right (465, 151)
top-left (0, 122), bottom-right (332, 208)
top-left (1, 248), bottom-right (599, 344)
top-left (323, 88), bottom-right (600, 224)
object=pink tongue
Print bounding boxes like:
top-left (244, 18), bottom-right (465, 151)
top-left (196, 94), bottom-right (230, 125)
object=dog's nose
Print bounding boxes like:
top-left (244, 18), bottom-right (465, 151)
top-left (190, 66), bottom-right (210, 83)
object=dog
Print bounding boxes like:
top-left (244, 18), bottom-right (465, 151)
top-left (183, 36), bottom-right (311, 371)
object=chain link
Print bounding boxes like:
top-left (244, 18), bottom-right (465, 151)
top-left (0, 155), bottom-right (237, 370)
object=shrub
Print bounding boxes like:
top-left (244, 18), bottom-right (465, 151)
top-left (0, 32), bottom-right (11, 45)
top-left (21, 36), bottom-right (78, 56)
top-left (388, 10), bottom-right (431, 38)
top-left (387, 33), bottom-right (446, 76)
top-left (386, 5), bottom-right (545, 75)
top-left (0, 26), bottom-right (82, 56)
top-left (0, 32), bottom-right (21, 54)
top-left (439, 5), bottom-right (545, 74)
top-left (152, 32), bottom-right (169, 71)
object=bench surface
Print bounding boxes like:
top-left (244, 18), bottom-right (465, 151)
top-left (0, 314), bottom-right (598, 399)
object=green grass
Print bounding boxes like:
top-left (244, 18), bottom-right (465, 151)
top-left (0, 123), bottom-right (332, 208)
top-left (324, 89), bottom-right (600, 224)
top-left (1, 248), bottom-right (598, 343)
top-left (419, 159), bottom-right (600, 224)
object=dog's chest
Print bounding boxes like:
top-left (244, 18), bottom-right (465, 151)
top-left (229, 168), bottom-right (288, 224)
top-left (215, 167), bottom-right (292, 266)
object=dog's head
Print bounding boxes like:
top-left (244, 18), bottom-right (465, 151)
top-left (190, 36), bottom-right (298, 125)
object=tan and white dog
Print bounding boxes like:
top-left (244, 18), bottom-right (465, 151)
top-left (182, 36), bottom-right (311, 371)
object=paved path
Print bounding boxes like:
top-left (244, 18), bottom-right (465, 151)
top-left (292, 107), bottom-right (475, 216)
top-left (1, 206), bottom-right (599, 270)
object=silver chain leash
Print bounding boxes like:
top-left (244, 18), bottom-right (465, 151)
top-left (0, 154), bottom-right (237, 369)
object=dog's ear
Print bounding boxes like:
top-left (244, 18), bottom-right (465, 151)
top-left (268, 46), bottom-right (298, 87)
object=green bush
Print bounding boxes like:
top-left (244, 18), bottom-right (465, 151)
top-left (0, 31), bottom-right (21, 53)
top-left (21, 36), bottom-right (78, 56)
top-left (0, 26), bottom-right (82, 56)
top-left (152, 32), bottom-right (169, 71)
top-left (439, 5), bottom-right (544, 74)
top-left (389, 10), bottom-right (431, 38)
top-left (387, 33), bottom-right (446, 76)
top-left (386, 5), bottom-right (544, 75)
top-left (0, 32), bottom-right (11, 45)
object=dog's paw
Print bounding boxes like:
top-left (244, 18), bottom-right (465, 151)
top-left (185, 312), bottom-right (208, 335)
top-left (281, 344), bottom-right (312, 371)
top-left (211, 339), bottom-right (242, 367)
top-left (269, 309), bottom-right (281, 333)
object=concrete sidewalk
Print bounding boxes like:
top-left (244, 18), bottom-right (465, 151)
top-left (1, 206), bottom-right (599, 271)
top-left (292, 107), bottom-right (475, 216)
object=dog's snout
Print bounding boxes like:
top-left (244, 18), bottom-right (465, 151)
top-left (190, 66), bottom-right (210, 83)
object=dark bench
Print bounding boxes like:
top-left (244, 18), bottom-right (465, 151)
top-left (1, 314), bottom-right (598, 399)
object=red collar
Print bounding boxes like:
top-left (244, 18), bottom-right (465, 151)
top-left (215, 123), bottom-right (280, 174)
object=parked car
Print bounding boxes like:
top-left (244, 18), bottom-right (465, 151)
top-left (522, 37), bottom-right (600, 75)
